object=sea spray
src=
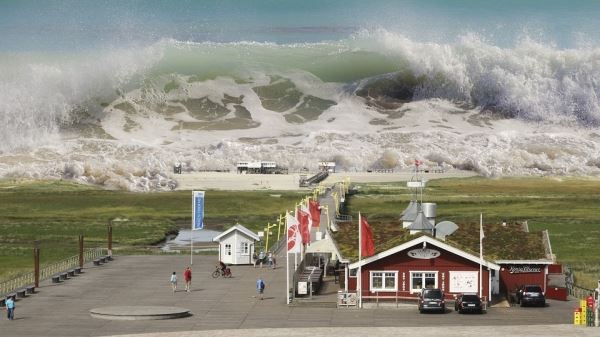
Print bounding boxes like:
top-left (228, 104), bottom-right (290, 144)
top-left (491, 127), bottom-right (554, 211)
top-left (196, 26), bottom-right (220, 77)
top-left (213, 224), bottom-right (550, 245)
top-left (1, 32), bottom-right (600, 190)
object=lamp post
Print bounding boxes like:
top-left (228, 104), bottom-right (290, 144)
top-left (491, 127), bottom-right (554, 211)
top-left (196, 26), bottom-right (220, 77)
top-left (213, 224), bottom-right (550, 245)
top-left (264, 222), bottom-right (278, 252)
top-left (320, 205), bottom-right (330, 231)
top-left (277, 214), bottom-right (285, 241)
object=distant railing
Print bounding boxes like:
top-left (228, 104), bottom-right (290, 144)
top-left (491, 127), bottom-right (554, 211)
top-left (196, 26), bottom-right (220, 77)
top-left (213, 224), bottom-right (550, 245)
top-left (335, 214), bottom-right (352, 222)
top-left (569, 284), bottom-right (594, 300)
top-left (564, 265), bottom-right (594, 299)
top-left (271, 236), bottom-right (285, 255)
top-left (0, 247), bottom-right (105, 297)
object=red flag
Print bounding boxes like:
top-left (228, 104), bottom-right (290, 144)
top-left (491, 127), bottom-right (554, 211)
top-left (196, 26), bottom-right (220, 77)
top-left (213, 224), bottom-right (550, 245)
top-left (297, 209), bottom-right (311, 244)
top-left (361, 216), bottom-right (375, 257)
top-left (309, 200), bottom-right (321, 229)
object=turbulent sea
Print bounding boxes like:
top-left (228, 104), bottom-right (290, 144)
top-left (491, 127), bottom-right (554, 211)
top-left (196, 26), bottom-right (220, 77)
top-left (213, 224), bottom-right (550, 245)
top-left (2, 0), bottom-right (600, 191)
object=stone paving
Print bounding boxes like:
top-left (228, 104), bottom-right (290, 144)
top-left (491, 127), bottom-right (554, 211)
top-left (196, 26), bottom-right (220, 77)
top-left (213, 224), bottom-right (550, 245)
top-left (0, 254), bottom-right (597, 337)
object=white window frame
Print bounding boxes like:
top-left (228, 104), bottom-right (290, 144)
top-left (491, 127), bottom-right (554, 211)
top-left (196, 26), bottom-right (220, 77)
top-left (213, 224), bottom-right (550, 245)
top-left (225, 244), bottom-right (232, 256)
top-left (369, 270), bottom-right (398, 292)
top-left (349, 268), bottom-right (357, 278)
top-left (409, 270), bottom-right (438, 293)
top-left (240, 242), bottom-right (249, 255)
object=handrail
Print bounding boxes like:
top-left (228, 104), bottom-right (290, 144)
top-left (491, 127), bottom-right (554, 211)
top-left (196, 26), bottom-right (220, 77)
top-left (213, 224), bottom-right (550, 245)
top-left (0, 247), bottom-right (105, 297)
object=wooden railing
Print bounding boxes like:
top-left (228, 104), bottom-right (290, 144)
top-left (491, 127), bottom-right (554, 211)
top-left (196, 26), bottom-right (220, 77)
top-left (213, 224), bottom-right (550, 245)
top-left (0, 247), bottom-right (105, 297)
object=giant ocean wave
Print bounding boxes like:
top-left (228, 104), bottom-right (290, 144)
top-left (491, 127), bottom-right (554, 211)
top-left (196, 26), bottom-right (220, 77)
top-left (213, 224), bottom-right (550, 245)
top-left (1, 30), bottom-right (600, 190)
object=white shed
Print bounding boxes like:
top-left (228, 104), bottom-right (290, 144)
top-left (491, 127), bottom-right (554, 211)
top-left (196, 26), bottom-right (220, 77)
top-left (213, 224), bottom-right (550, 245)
top-left (212, 224), bottom-right (260, 265)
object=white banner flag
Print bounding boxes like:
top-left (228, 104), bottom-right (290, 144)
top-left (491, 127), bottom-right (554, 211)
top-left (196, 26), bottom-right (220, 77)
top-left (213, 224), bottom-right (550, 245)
top-left (286, 213), bottom-right (301, 253)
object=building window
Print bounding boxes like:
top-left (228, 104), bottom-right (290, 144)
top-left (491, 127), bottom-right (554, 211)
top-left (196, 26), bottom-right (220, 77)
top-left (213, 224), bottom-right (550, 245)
top-left (409, 271), bottom-right (438, 293)
top-left (241, 242), bottom-right (249, 255)
top-left (370, 271), bottom-right (398, 291)
top-left (225, 244), bottom-right (232, 256)
top-left (349, 268), bottom-right (357, 278)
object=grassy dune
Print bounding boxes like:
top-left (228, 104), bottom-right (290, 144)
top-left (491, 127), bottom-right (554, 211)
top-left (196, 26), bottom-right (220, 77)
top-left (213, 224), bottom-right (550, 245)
top-left (344, 176), bottom-right (600, 289)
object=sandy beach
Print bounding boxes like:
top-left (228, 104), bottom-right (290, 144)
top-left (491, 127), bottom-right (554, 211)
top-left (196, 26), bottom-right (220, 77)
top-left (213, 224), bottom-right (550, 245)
top-left (173, 169), bottom-right (478, 191)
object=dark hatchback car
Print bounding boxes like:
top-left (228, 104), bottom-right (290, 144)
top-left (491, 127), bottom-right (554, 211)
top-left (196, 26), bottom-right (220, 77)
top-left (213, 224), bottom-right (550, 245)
top-left (454, 293), bottom-right (484, 314)
top-left (516, 285), bottom-right (546, 307)
top-left (418, 288), bottom-right (446, 313)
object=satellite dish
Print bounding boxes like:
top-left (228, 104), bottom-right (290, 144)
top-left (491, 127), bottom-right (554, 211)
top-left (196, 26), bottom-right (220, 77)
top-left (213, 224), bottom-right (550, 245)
top-left (435, 221), bottom-right (459, 240)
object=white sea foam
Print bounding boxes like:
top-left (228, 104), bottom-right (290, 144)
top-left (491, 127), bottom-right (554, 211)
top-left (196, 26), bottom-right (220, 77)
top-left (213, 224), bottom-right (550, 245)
top-left (1, 33), bottom-right (600, 190)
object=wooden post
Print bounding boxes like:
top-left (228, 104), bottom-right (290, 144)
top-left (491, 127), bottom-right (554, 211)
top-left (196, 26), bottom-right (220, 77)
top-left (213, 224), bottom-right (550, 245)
top-left (34, 240), bottom-right (40, 288)
top-left (107, 223), bottom-right (113, 257)
top-left (78, 235), bottom-right (84, 267)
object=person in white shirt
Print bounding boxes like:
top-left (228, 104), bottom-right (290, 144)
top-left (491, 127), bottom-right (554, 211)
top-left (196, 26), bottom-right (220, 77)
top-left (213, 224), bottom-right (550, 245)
top-left (170, 271), bottom-right (177, 293)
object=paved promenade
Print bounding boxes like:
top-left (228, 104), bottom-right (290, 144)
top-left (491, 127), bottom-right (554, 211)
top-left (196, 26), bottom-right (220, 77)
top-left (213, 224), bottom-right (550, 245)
top-left (0, 255), bottom-right (597, 337)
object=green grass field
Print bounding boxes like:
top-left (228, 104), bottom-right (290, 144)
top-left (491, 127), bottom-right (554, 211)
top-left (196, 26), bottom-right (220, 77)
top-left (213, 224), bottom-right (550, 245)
top-left (0, 179), bottom-right (304, 278)
top-left (1, 176), bottom-right (599, 290)
top-left (343, 176), bottom-right (600, 289)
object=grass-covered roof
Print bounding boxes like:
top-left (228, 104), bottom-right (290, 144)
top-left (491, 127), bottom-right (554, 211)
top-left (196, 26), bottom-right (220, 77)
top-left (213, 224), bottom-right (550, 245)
top-left (332, 219), bottom-right (546, 263)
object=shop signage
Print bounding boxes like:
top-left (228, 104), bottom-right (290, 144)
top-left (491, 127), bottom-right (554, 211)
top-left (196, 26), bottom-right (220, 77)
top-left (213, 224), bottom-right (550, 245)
top-left (508, 265), bottom-right (541, 274)
top-left (407, 248), bottom-right (440, 259)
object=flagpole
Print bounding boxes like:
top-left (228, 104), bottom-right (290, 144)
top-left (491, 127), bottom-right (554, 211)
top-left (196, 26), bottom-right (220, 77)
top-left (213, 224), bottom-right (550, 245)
top-left (358, 212), bottom-right (362, 309)
top-left (191, 191), bottom-right (194, 266)
top-left (286, 210), bottom-right (290, 304)
top-left (479, 212), bottom-right (483, 298)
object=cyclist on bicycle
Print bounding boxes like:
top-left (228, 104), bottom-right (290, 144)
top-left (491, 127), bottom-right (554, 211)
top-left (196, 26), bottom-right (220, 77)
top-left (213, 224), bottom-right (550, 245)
top-left (218, 261), bottom-right (227, 275)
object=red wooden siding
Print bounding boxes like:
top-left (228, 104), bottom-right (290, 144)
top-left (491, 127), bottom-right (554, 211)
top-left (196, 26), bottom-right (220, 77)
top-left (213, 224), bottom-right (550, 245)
top-left (499, 265), bottom-right (546, 294)
top-left (351, 242), bottom-right (491, 300)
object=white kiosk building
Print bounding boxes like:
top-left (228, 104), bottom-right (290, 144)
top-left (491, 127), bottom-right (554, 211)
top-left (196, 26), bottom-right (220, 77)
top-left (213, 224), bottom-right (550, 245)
top-left (212, 224), bottom-right (260, 265)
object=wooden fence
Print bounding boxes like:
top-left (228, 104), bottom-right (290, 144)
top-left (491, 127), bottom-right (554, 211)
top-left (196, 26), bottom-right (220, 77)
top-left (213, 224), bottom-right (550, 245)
top-left (0, 247), bottom-right (105, 296)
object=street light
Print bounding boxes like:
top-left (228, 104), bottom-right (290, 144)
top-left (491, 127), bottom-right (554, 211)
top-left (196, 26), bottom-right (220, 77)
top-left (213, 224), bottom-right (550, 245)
top-left (264, 222), bottom-right (278, 252)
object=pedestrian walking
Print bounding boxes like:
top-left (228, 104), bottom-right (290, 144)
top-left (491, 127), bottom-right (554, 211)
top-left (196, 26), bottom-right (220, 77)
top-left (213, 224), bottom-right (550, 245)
top-left (5, 296), bottom-right (15, 320)
top-left (258, 251), bottom-right (265, 268)
top-left (267, 252), bottom-right (273, 268)
top-left (184, 267), bottom-right (192, 292)
top-left (170, 271), bottom-right (177, 293)
top-left (256, 277), bottom-right (265, 300)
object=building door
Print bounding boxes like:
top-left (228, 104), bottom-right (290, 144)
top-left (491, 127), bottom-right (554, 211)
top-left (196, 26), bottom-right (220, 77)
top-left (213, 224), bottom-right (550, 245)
top-left (222, 243), bottom-right (234, 264)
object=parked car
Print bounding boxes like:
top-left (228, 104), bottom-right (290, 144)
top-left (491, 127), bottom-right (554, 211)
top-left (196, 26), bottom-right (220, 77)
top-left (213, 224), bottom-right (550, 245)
top-left (454, 293), bottom-right (484, 314)
top-left (418, 288), bottom-right (446, 313)
top-left (516, 284), bottom-right (546, 307)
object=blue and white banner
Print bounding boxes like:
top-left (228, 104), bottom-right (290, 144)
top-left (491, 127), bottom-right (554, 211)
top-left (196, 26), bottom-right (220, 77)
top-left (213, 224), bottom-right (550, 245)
top-left (192, 191), bottom-right (205, 230)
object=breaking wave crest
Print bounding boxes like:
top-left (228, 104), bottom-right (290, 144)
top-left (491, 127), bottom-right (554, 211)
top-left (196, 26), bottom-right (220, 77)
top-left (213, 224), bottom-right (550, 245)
top-left (2, 31), bottom-right (600, 190)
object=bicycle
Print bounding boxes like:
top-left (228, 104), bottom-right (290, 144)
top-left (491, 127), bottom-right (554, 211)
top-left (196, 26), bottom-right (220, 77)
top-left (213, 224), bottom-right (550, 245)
top-left (212, 266), bottom-right (232, 278)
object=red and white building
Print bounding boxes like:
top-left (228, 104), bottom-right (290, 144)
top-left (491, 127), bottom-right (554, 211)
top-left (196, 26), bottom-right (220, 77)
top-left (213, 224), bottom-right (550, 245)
top-left (346, 235), bottom-right (500, 301)
top-left (342, 235), bottom-right (563, 303)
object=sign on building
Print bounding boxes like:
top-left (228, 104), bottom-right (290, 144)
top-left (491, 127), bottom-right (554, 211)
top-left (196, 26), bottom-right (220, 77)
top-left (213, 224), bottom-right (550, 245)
top-left (449, 271), bottom-right (478, 293)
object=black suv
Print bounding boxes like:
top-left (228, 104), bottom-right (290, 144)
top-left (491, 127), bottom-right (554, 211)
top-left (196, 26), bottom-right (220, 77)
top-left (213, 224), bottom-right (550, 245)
top-left (418, 288), bottom-right (446, 313)
top-left (454, 293), bottom-right (483, 314)
top-left (516, 285), bottom-right (546, 307)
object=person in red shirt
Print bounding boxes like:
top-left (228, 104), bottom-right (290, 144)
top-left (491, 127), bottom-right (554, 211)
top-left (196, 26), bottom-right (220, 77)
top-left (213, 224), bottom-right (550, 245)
top-left (184, 267), bottom-right (192, 292)
top-left (587, 293), bottom-right (595, 310)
